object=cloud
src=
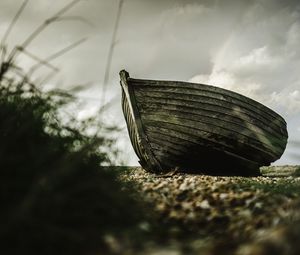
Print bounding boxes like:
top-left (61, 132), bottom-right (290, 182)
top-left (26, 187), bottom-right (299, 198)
top-left (233, 46), bottom-right (280, 70)
top-left (270, 90), bottom-right (300, 114)
top-left (187, 0), bottom-right (300, 164)
top-left (189, 71), bottom-right (263, 101)
top-left (1, 0), bottom-right (299, 165)
top-left (189, 2), bottom-right (300, 115)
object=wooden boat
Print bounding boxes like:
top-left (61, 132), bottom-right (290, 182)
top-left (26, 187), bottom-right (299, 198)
top-left (120, 70), bottom-right (288, 176)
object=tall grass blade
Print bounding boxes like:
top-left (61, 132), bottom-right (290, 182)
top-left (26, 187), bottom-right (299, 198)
top-left (28, 37), bottom-right (87, 76)
top-left (0, 0), bottom-right (29, 62)
top-left (101, 0), bottom-right (124, 106)
top-left (7, 0), bottom-right (82, 62)
top-left (55, 16), bottom-right (95, 27)
top-left (18, 47), bottom-right (59, 72)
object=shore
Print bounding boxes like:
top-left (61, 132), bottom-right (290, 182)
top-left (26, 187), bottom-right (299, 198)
top-left (120, 165), bottom-right (300, 255)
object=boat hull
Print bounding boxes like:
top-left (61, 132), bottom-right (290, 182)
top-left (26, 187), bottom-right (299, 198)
top-left (120, 70), bottom-right (288, 175)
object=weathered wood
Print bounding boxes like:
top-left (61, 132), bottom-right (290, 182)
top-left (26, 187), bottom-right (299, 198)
top-left (134, 89), bottom-right (286, 135)
top-left (138, 99), bottom-right (285, 141)
top-left (131, 79), bottom-right (287, 127)
top-left (140, 109), bottom-right (284, 149)
top-left (120, 70), bottom-right (288, 175)
top-left (139, 104), bottom-right (284, 143)
top-left (120, 70), bottom-right (162, 172)
top-left (146, 128), bottom-right (271, 164)
top-left (143, 116), bottom-right (281, 159)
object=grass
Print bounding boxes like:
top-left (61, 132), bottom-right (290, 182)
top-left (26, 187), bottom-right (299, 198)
top-left (235, 178), bottom-right (300, 197)
top-left (0, 2), bottom-right (158, 254)
top-left (293, 167), bottom-right (300, 177)
top-left (0, 79), bottom-right (159, 255)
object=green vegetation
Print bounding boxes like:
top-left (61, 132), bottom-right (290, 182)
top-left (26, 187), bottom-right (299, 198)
top-left (0, 81), bottom-right (155, 255)
top-left (0, 2), bottom-right (160, 253)
top-left (293, 167), bottom-right (300, 177)
top-left (236, 178), bottom-right (300, 197)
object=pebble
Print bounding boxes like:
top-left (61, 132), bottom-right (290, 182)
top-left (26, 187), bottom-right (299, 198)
top-left (121, 167), bottom-right (300, 255)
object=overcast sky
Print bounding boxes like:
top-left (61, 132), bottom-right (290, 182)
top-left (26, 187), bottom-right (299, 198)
top-left (0, 0), bottom-right (299, 165)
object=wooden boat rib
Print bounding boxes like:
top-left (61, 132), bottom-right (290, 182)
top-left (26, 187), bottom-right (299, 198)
top-left (120, 70), bottom-right (288, 175)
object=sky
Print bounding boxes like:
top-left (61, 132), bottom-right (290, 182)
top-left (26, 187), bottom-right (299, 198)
top-left (0, 0), bottom-right (299, 165)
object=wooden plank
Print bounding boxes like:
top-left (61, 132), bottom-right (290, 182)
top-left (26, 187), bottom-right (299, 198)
top-left (134, 84), bottom-right (282, 123)
top-left (139, 103), bottom-right (285, 142)
top-left (144, 120), bottom-right (277, 162)
top-left (134, 94), bottom-right (286, 138)
top-left (142, 113), bottom-right (282, 158)
top-left (146, 127), bottom-right (271, 164)
top-left (134, 89), bottom-right (286, 133)
top-left (139, 106), bottom-right (285, 149)
top-left (131, 78), bottom-right (286, 126)
top-left (149, 148), bottom-right (182, 170)
top-left (150, 142), bottom-right (260, 173)
top-left (150, 138), bottom-right (260, 170)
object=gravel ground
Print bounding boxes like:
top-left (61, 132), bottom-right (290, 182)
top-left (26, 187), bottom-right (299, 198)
top-left (121, 166), bottom-right (300, 255)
